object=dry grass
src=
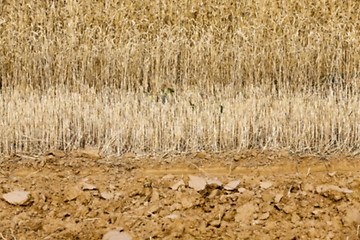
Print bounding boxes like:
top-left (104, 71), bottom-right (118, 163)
top-left (1, 0), bottom-right (360, 155)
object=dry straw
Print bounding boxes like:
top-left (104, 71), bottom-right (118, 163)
top-left (1, 0), bottom-right (360, 155)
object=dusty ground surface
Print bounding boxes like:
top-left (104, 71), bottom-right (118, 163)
top-left (1, 149), bottom-right (360, 239)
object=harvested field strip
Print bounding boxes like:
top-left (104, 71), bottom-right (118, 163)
top-left (1, 87), bottom-right (360, 154)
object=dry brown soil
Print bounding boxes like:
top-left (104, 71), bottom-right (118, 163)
top-left (1, 149), bottom-right (360, 239)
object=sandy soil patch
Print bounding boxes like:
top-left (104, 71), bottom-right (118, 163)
top-left (1, 150), bottom-right (360, 239)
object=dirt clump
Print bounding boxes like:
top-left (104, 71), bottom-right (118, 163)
top-left (1, 150), bottom-right (360, 239)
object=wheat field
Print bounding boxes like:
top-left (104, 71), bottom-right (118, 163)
top-left (1, 0), bottom-right (360, 155)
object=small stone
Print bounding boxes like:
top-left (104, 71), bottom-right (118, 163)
top-left (82, 183), bottom-right (97, 190)
top-left (260, 181), bottom-right (273, 189)
top-left (151, 190), bottom-right (160, 202)
top-left (283, 204), bottom-right (296, 214)
top-left (64, 186), bottom-right (81, 201)
top-left (291, 213), bottom-right (300, 223)
top-left (312, 209), bottom-right (323, 215)
top-left (100, 192), bottom-right (114, 200)
top-left (303, 183), bottom-right (314, 192)
top-left (209, 220), bottom-right (221, 227)
top-left (103, 231), bottom-right (132, 240)
top-left (224, 180), bottom-right (241, 191)
top-left (170, 180), bottom-right (185, 190)
top-left (259, 212), bottom-right (269, 220)
top-left (148, 204), bottom-right (161, 214)
top-left (274, 194), bottom-right (283, 203)
top-left (164, 214), bottom-right (180, 220)
top-left (344, 208), bottom-right (360, 226)
top-left (188, 175), bottom-right (207, 191)
top-left (169, 203), bottom-right (182, 212)
top-left (261, 192), bottom-right (274, 202)
top-left (235, 203), bottom-right (257, 223)
top-left (182, 197), bottom-right (195, 209)
top-left (316, 185), bottom-right (353, 194)
top-left (2, 191), bottom-right (31, 205)
top-left (308, 227), bottom-right (317, 238)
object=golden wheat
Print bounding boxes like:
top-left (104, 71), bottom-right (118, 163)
top-left (1, 0), bottom-right (360, 155)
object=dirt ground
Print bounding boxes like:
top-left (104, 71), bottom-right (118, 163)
top-left (1, 149), bottom-right (360, 239)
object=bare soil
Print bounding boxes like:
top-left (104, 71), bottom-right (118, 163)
top-left (1, 149), bottom-right (360, 239)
